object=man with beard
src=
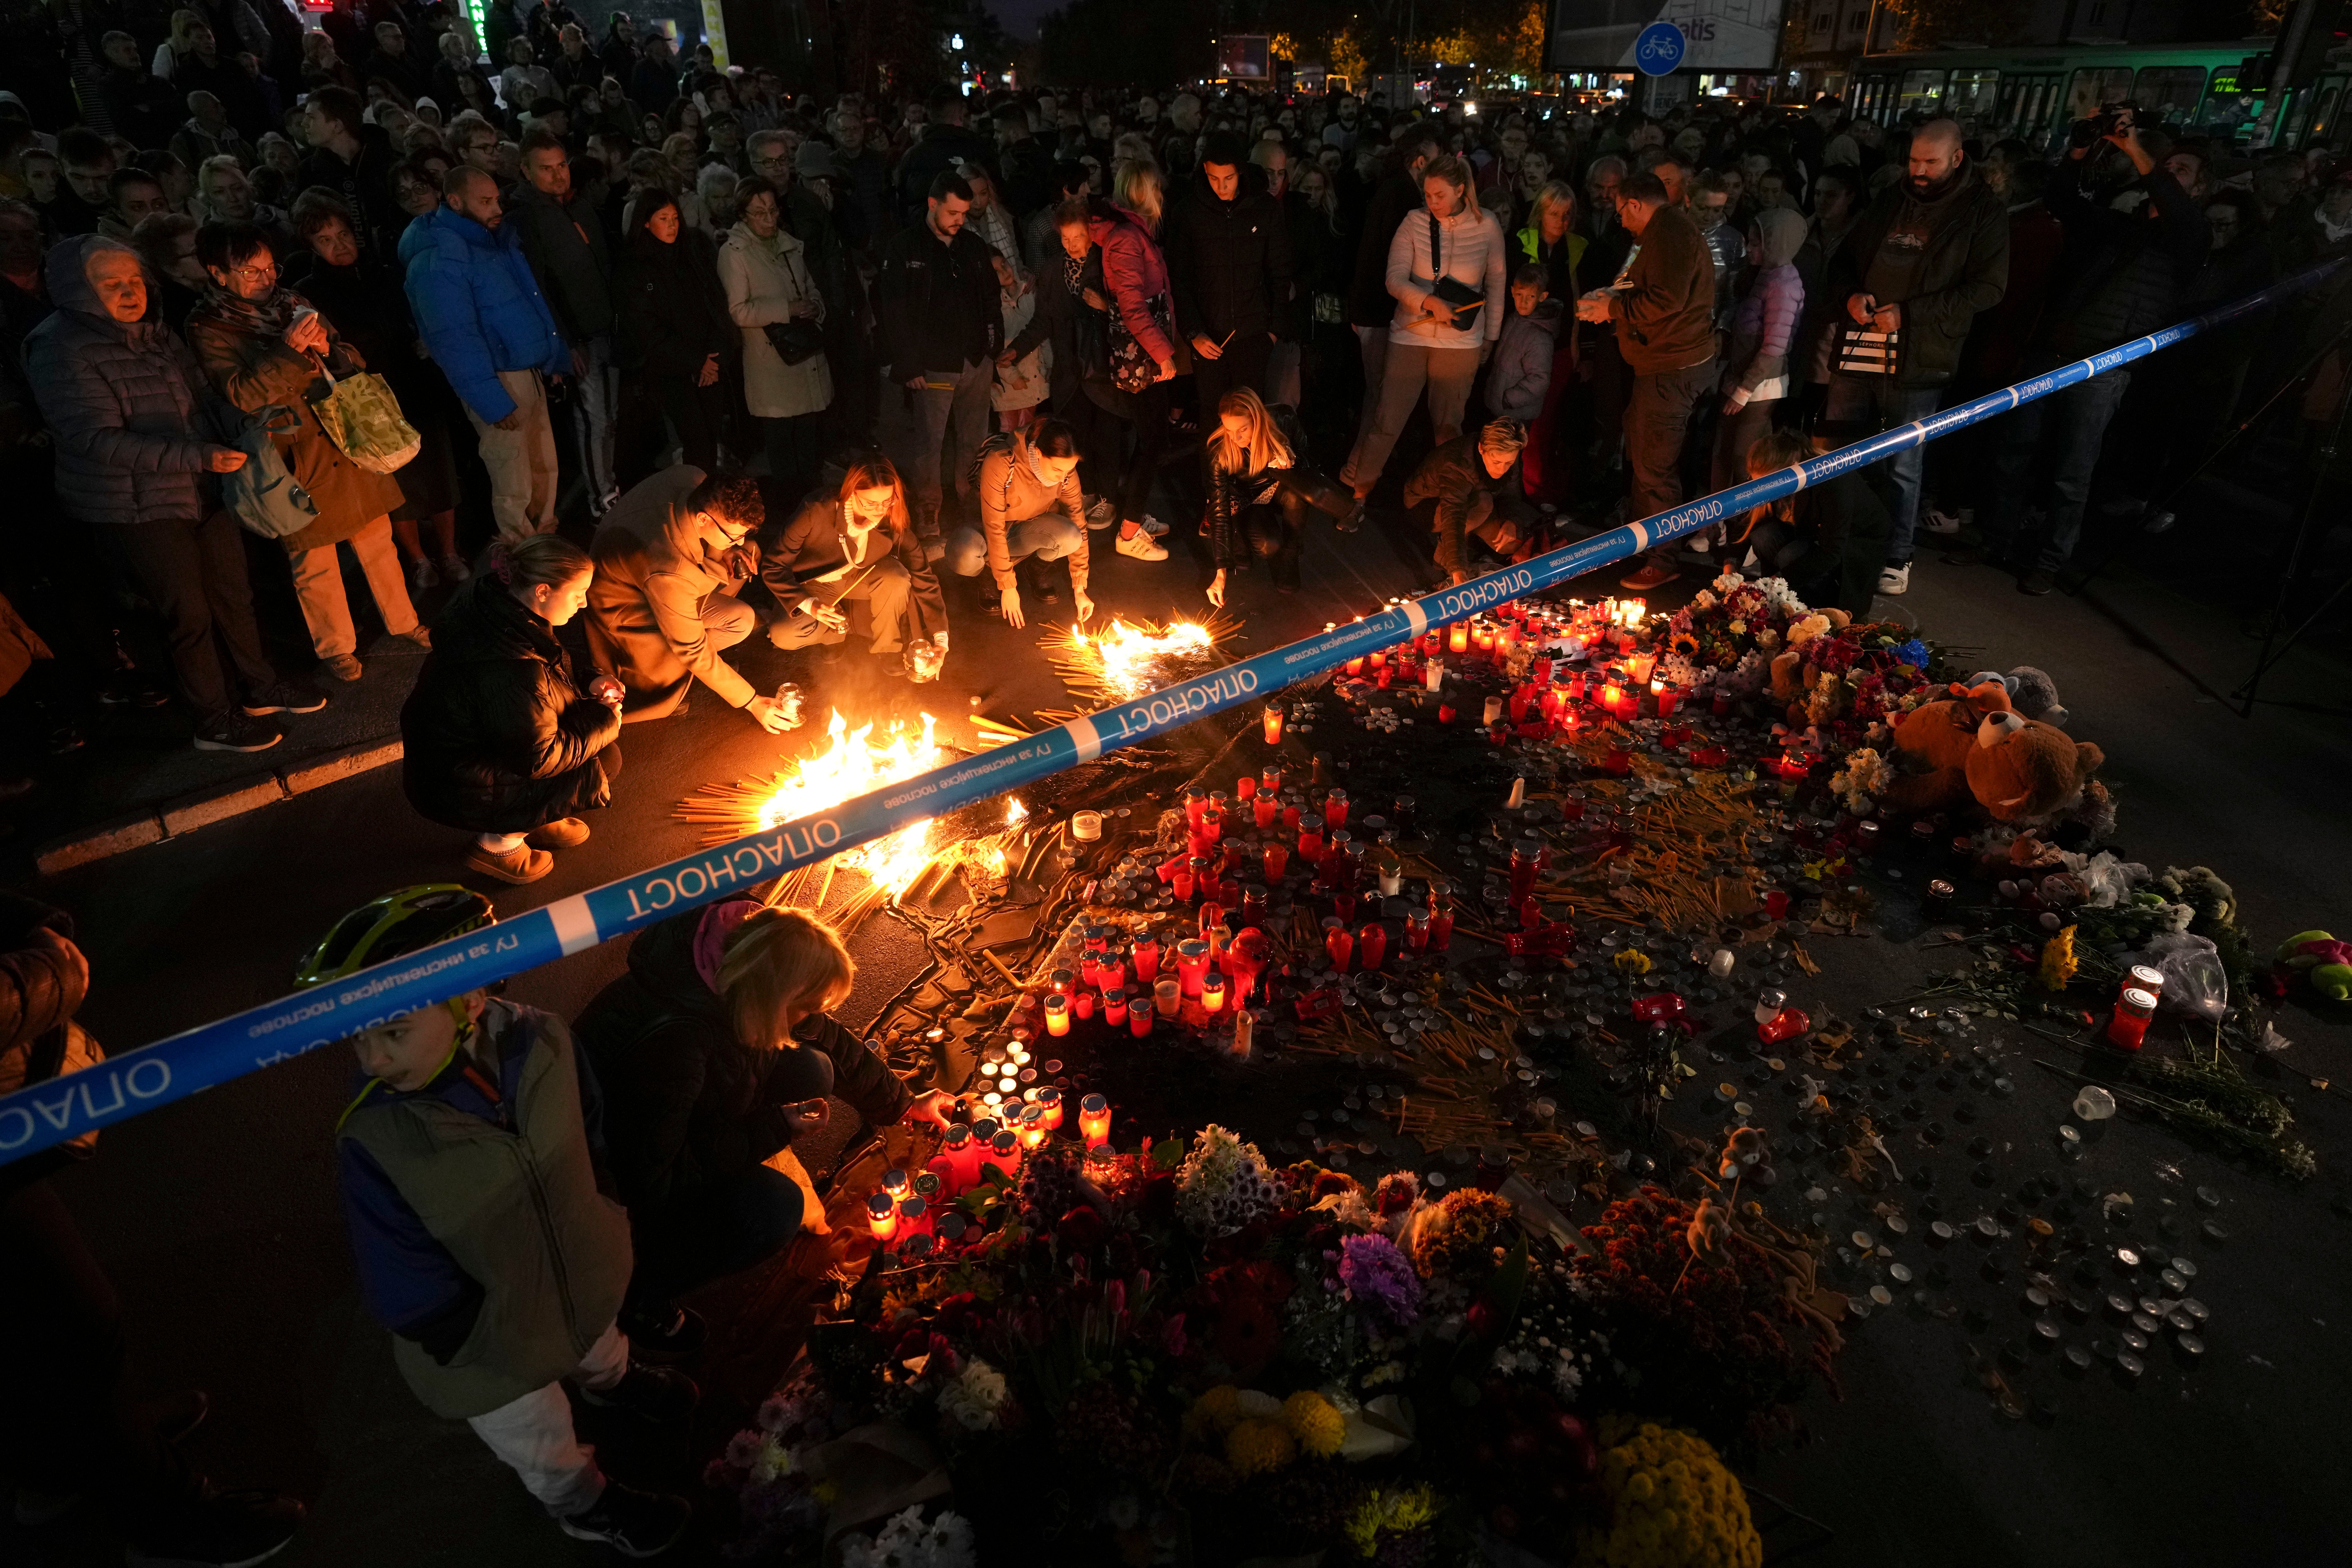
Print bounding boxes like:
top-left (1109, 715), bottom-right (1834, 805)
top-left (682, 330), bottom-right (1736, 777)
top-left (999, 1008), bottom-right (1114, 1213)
top-left (1821, 117), bottom-right (2007, 595)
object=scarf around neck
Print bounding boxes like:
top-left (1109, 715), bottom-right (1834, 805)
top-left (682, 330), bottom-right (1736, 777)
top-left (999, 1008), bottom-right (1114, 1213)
top-left (200, 281), bottom-right (302, 338)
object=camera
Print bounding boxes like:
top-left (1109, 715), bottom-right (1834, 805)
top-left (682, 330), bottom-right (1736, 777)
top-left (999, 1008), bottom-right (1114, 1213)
top-left (2070, 102), bottom-right (2136, 147)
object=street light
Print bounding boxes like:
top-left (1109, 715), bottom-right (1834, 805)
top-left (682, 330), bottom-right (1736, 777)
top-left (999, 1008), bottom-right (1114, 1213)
top-left (951, 32), bottom-right (963, 49)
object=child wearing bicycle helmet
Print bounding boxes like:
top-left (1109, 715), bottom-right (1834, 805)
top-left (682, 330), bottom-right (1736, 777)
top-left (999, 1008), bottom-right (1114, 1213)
top-left (303, 886), bottom-right (694, 1558)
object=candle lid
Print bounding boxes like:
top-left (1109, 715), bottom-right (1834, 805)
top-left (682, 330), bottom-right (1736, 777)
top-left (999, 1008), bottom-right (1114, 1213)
top-left (990, 1131), bottom-right (1018, 1153)
top-left (901, 1233), bottom-right (935, 1261)
top-left (881, 1168), bottom-right (909, 1193)
top-left (971, 1118), bottom-right (1000, 1140)
top-left (866, 1193), bottom-right (894, 1220)
top-left (2120, 987), bottom-right (2157, 1009)
top-left (897, 1196), bottom-right (926, 1221)
top-left (943, 1124), bottom-right (972, 1149)
top-left (913, 1171), bottom-right (942, 1197)
top-left (1081, 1093), bottom-right (1107, 1112)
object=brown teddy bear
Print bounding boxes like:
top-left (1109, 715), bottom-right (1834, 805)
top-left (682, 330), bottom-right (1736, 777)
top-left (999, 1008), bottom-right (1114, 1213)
top-left (1766, 607), bottom-right (1855, 712)
top-left (1881, 682), bottom-right (2104, 823)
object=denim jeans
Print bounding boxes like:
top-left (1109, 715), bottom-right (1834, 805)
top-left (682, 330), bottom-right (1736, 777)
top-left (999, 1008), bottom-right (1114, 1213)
top-left (1988, 368), bottom-right (2132, 573)
top-left (570, 335), bottom-right (619, 505)
top-left (894, 359), bottom-right (992, 533)
top-left (944, 513), bottom-right (1086, 581)
top-left (1825, 377), bottom-right (1942, 564)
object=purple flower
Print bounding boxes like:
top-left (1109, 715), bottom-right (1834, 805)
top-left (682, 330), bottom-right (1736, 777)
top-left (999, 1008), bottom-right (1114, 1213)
top-left (1338, 1233), bottom-right (1422, 1332)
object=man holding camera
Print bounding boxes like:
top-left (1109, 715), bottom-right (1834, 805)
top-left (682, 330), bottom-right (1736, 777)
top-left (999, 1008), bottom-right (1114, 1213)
top-left (1820, 117), bottom-right (2008, 596)
top-left (1967, 107), bottom-right (2208, 594)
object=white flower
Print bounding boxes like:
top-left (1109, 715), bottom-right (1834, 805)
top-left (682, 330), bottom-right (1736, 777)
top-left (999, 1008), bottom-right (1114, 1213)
top-left (936, 1358), bottom-right (1010, 1432)
top-left (1691, 589), bottom-right (1719, 610)
top-left (841, 1507), bottom-right (978, 1568)
top-left (1787, 613), bottom-right (1833, 648)
top-left (749, 1435), bottom-right (792, 1485)
top-left (1710, 570), bottom-right (1744, 595)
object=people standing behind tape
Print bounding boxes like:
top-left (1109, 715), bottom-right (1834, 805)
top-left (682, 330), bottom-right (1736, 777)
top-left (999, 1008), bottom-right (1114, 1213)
top-left (1971, 112), bottom-right (2206, 595)
top-left (947, 419), bottom-right (1097, 629)
top-left (760, 451), bottom-right (949, 663)
top-left (508, 124), bottom-right (621, 514)
top-left (1086, 160), bottom-right (1180, 554)
top-left (1201, 387), bottom-right (1351, 601)
top-left (1574, 171), bottom-right (1716, 593)
top-left (185, 220), bottom-right (424, 686)
top-left (294, 86), bottom-right (403, 262)
top-left (308, 887), bottom-right (697, 1559)
top-left (401, 534), bottom-right (623, 885)
top-left (1821, 117), bottom-right (2009, 596)
top-left (876, 168), bottom-right (1001, 547)
top-left (572, 903), bottom-right (956, 1366)
top-left (1711, 208), bottom-right (1808, 495)
top-left (1343, 129), bottom-right (1441, 454)
top-left (402, 164), bottom-right (571, 540)
top-left (719, 176), bottom-right (831, 507)
top-left (584, 464), bottom-right (796, 731)
top-left (1511, 180), bottom-right (1583, 503)
top-left (1339, 154), bottom-right (1508, 524)
top-left (25, 234), bottom-right (326, 754)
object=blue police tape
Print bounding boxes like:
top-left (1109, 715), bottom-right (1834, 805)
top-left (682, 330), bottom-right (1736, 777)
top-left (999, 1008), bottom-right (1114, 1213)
top-left (1, 258), bottom-right (2338, 1166)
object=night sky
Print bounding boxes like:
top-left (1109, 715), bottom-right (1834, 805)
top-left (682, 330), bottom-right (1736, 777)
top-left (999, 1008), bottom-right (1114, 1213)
top-left (993, 0), bottom-right (1056, 40)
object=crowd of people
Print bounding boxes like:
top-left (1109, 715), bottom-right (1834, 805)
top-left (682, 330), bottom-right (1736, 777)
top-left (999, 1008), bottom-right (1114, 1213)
top-left (4, 11), bottom-right (2352, 1559)
top-left (0, 6), bottom-right (2342, 786)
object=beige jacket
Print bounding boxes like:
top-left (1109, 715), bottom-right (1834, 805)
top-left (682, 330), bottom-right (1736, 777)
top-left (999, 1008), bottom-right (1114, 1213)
top-left (976, 433), bottom-right (1090, 594)
top-left (718, 221), bottom-right (833, 420)
top-left (585, 465), bottom-right (756, 715)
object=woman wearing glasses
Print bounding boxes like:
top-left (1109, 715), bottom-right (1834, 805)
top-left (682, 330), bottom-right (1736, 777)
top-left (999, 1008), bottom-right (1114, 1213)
top-left (184, 219), bottom-right (425, 685)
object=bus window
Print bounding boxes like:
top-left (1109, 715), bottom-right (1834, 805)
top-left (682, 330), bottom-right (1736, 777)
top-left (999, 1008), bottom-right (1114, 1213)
top-left (1898, 68), bottom-right (1946, 116)
top-left (2307, 77), bottom-right (2347, 144)
top-left (2132, 66), bottom-right (2206, 125)
top-left (1946, 68), bottom-right (1999, 126)
top-left (2064, 66), bottom-right (2135, 123)
top-left (1995, 73), bottom-right (2056, 141)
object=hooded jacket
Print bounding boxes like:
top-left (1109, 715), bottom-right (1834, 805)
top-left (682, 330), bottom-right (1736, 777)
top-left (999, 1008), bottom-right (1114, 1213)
top-left (336, 1001), bottom-right (631, 1420)
top-left (399, 203), bottom-right (571, 425)
top-left (1484, 297), bottom-right (1562, 421)
top-left (1164, 161), bottom-right (1292, 342)
top-left (572, 901), bottom-right (913, 1215)
top-left (400, 574), bottom-right (619, 833)
top-left (1725, 207), bottom-right (1808, 398)
top-left (23, 236), bottom-right (226, 527)
top-left (1825, 162), bottom-right (2009, 388)
top-left (615, 200), bottom-right (736, 383)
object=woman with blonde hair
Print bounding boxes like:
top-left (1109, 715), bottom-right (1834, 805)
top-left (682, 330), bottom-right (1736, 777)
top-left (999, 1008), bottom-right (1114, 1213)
top-left (1078, 159), bottom-right (1179, 555)
top-left (1201, 386), bottom-right (1351, 601)
top-left (761, 449), bottom-right (950, 661)
top-left (576, 899), bottom-right (955, 1352)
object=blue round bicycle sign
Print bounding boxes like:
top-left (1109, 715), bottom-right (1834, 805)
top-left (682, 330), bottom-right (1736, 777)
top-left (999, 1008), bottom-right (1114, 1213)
top-left (1634, 20), bottom-right (1686, 75)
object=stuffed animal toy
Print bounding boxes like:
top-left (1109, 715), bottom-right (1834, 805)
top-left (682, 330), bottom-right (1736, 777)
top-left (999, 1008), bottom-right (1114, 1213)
top-left (2274, 931), bottom-right (2352, 1000)
top-left (1882, 682), bottom-right (2105, 823)
top-left (1766, 608), bottom-right (1856, 710)
top-left (1966, 666), bottom-right (2069, 729)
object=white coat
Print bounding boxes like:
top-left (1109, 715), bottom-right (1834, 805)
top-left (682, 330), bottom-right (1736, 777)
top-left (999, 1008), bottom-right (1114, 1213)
top-left (717, 220), bottom-right (834, 420)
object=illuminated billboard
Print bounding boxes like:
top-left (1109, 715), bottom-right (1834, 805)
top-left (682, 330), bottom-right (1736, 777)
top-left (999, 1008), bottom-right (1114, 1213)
top-left (1217, 35), bottom-right (1271, 80)
top-left (1545, 0), bottom-right (1786, 72)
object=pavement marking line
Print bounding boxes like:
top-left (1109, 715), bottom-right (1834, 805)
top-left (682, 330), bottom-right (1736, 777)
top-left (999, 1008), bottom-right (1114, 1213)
top-left (546, 896), bottom-right (601, 956)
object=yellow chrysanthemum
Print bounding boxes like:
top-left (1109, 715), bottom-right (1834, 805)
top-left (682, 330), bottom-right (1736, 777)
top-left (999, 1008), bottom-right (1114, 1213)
top-left (2039, 925), bottom-right (2078, 993)
top-left (1185, 1383), bottom-right (1243, 1440)
top-left (1283, 1390), bottom-right (1346, 1458)
top-left (1577, 1422), bottom-right (1761, 1568)
top-left (1612, 947), bottom-right (1653, 976)
top-left (1224, 1417), bottom-right (1296, 1476)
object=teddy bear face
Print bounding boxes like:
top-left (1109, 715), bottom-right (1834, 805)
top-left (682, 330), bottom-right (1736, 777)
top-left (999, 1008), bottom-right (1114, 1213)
top-left (1965, 716), bottom-right (2104, 822)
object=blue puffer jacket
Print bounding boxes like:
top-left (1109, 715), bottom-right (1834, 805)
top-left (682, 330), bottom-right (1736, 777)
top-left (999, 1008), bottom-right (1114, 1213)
top-left (399, 206), bottom-right (570, 425)
top-left (23, 237), bottom-right (224, 527)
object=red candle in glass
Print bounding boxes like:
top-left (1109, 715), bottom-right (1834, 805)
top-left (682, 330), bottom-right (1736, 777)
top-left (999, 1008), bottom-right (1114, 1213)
top-left (1074, 990), bottom-right (1096, 1020)
top-left (1175, 939), bottom-right (1211, 997)
top-left (1201, 806), bottom-right (1225, 844)
top-left (1300, 825), bottom-right (1326, 862)
top-left (1262, 842), bottom-right (1290, 881)
top-left (1322, 917), bottom-right (1353, 971)
top-left (1253, 793), bottom-right (1278, 829)
top-left (1105, 987), bottom-right (1129, 1026)
top-left (1239, 884), bottom-right (1267, 925)
top-left (1654, 682), bottom-right (1680, 717)
top-left (1404, 911), bottom-right (1430, 951)
top-left (1332, 887), bottom-right (1357, 922)
top-left (1427, 886), bottom-right (1456, 952)
top-left (1079, 1093), bottom-right (1111, 1147)
top-left (2106, 988), bottom-right (2156, 1050)
top-left (1357, 923), bottom-right (1387, 970)
top-left (1183, 787), bottom-right (1209, 828)
top-left (1323, 789), bottom-right (1349, 828)
top-left (1235, 775), bottom-right (1256, 801)
top-left (1509, 838), bottom-right (1545, 902)
top-left (1438, 703), bottom-right (1456, 724)
top-left (1133, 936), bottom-right (1160, 983)
top-left (1171, 865), bottom-right (1196, 900)
top-left (1262, 704), bottom-right (1285, 743)
top-left (1281, 801), bottom-right (1302, 831)
top-left (1128, 1000), bottom-right (1152, 1037)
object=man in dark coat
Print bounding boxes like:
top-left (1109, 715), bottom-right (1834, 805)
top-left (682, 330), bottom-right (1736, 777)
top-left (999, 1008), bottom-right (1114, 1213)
top-left (295, 85), bottom-right (404, 263)
top-left (892, 85), bottom-right (998, 228)
top-left (1344, 128), bottom-right (1438, 450)
top-left (1164, 130), bottom-right (1291, 412)
top-left (508, 125), bottom-right (619, 511)
top-left (876, 170), bottom-right (1002, 539)
top-left (1822, 117), bottom-right (2008, 594)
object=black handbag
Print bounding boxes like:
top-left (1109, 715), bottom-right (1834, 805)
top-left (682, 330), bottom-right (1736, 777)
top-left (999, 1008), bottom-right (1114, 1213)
top-left (762, 319), bottom-right (825, 365)
top-left (1427, 213), bottom-right (1486, 331)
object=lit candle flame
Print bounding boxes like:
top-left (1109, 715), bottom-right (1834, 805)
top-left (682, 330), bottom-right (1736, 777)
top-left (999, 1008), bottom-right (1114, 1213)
top-left (1069, 617), bottom-right (1216, 700)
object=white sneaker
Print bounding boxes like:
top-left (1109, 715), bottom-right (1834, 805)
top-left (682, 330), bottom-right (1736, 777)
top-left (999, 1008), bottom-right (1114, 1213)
top-left (1687, 534), bottom-right (1711, 556)
top-left (1137, 513), bottom-right (1168, 537)
top-left (1115, 529), bottom-right (1169, 561)
top-left (1878, 564), bottom-right (1911, 595)
top-left (1922, 506), bottom-right (1962, 536)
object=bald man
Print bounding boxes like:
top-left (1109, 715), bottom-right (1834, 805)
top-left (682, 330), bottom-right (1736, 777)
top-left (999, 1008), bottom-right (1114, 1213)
top-left (402, 164), bottom-right (574, 538)
top-left (1821, 116), bottom-right (2008, 594)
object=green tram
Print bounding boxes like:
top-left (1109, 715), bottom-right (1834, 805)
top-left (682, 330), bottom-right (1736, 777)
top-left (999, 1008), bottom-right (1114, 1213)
top-left (1844, 41), bottom-right (2349, 153)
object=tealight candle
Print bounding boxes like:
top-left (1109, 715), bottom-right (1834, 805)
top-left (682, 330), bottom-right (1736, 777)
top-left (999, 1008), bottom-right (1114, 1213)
top-left (1071, 810), bottom-right (1103, 841)
top-left (1201, 968), bottom-right (1226, 1012)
